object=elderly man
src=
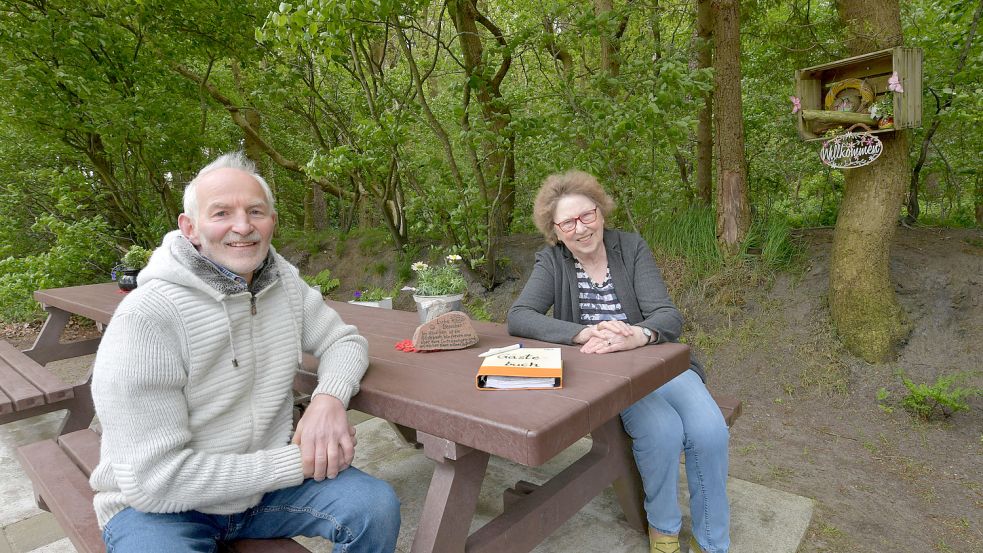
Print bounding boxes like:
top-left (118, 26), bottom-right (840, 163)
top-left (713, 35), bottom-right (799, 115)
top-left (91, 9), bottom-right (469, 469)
top-left (90, 152), bottom-right (400, 552)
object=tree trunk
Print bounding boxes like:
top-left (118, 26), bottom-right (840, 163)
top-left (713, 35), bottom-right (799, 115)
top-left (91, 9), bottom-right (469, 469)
top-left (448, 0), bottom-right (516, 287)
top-left (975, 174), bottom-right (983, 226)
top-left (830, 0), bottom-right (911, 362)
top-left (711, 0), bottom-right (750, 254)
top-left (594, 0), bottom-right (621, 78)
top-left (695, 0), bottom-right (714, 204)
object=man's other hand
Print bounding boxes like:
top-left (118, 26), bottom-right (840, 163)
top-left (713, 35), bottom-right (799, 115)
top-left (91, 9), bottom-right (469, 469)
top-left (292, 394), bottom-right (357, 481)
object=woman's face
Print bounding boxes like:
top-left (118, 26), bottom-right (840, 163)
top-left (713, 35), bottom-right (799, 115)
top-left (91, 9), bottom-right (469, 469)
top-left (553, 194), bottom-right (605, 259)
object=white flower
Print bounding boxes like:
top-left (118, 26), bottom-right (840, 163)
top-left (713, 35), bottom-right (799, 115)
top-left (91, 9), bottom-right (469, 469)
top-left (411, 261), bottom-right (429, 272)
top-left (445, 254), bottom-right (462, 263)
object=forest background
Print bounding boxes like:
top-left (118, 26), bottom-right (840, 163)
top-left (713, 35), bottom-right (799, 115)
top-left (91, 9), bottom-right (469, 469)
top-left (1, 0), bottom-right (980, 323)
top-left (1, 2), bottom-right (982, 551)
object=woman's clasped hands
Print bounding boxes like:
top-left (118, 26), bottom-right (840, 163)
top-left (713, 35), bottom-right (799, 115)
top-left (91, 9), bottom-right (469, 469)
top-left (574, 320), bottom-right (648, 354)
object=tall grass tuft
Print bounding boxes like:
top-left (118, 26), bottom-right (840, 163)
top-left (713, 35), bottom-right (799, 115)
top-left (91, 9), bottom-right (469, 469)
top-left (644, 205), bottom-right (722, 278)
top-left (745, 217), bottom-right (801, 271)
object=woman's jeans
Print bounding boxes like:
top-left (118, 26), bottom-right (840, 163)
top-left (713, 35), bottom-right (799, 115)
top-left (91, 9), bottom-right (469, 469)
top-left (103, 467), bottom-right (400, 553)
top-left (620, 369), bottom-right (730, 553)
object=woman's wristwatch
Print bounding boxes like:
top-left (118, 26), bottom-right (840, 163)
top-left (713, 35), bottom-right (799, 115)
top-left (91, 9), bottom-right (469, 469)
top-left (640, 326), bottom-right (654, 344)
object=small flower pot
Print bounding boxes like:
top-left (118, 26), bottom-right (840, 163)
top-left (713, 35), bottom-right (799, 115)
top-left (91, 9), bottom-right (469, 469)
top-left (347, 297), bottom-right (393, 309)
top-left (877, 117), bottom-right (894, 129)
top-left (412, 293), bottom-right (464, 323)
top-left (117, 269), bottom-right (140, 292)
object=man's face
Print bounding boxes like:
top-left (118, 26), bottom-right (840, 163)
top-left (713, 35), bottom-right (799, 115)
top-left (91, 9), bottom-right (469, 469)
top-left (178, 168), bottom-right (276, 284)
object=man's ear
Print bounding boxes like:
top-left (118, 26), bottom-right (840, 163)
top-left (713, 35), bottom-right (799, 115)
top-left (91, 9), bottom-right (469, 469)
top-left (177, 213), bottom-right (200, 245)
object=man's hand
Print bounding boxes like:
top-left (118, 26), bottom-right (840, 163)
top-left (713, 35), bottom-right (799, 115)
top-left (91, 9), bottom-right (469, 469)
top-left (292, 394), bottom-right (357, 481)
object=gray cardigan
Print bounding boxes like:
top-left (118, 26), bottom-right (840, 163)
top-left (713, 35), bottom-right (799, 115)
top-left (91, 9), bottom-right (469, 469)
top-left (506, 229), bottom-right (705, 382)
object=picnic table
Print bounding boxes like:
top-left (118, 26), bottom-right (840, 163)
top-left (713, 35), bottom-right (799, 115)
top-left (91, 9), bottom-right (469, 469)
top-left (15, 282), bottom-right (716, 553)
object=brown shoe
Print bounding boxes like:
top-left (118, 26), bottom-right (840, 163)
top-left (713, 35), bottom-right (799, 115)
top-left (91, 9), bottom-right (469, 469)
top-left (650, 535), bottom-right (680, 553)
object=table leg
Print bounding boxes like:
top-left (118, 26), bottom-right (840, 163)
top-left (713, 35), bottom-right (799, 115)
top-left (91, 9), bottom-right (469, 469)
top-left (411, 431), bottom-right (490, 553)
top-left (57, 372), bottom-right (95, 435)
top-left (465, 416), bottom-right (645, 553)
top-left (22, 307), bottom-right (102, 366)
top-left (595, 417), bottom-right (648, 532)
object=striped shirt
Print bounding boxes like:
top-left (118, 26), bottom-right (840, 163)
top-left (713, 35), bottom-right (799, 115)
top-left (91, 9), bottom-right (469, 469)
top-left (575, 261), bottom-right (628, 324)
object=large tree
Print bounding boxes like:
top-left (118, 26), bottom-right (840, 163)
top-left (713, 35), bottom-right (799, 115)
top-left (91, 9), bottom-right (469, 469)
top-left (830, 0), bottom-right (911, 361)
top-left (711, 0), bottom-right (750, 254)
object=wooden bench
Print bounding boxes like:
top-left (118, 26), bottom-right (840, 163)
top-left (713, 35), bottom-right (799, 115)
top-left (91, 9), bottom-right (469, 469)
top-left (0, 339), bottom-right (95, 434)
top-left (17, 428), bottom-right (311, 553)
top-left (713, 393), bottom-right (743, 428)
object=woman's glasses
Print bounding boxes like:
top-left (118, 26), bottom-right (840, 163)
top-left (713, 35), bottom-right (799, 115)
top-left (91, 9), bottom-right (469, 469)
top-left (554, 207), bottom-right (598, 233)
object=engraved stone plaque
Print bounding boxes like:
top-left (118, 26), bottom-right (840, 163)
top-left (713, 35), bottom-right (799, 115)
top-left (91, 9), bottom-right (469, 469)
top-left (411, 311), bottom-right (479, 351)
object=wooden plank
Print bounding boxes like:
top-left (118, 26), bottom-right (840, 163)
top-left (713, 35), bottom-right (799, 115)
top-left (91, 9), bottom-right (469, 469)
top-left (894, 47), bottom-right (923, 129)
top-left (59, 429), bottom-right (102, 475)
top-left (800, 47), bottom-right (894, 73)
top-left (228, 539), bottom-right (312, 552)
top-left (34, 283), bottom-right (121, 326)
top-left (17, 439), bottom-right (105, 553)
top-left (712, 394), bottom-right (742, 428)
top-left (0, 340), bottom-right (74, 402)
top-left (0, 387), bottom-right (13, 415)
top-left (0, 356), bottom-right (46, 411)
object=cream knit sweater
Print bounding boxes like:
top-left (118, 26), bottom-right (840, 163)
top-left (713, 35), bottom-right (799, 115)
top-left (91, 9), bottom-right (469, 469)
top-left (89, 231), bottom-right (368, 528)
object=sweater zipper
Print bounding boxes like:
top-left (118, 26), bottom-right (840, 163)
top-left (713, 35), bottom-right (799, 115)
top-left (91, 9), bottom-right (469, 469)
top-left (250, 294), bottom-right (257, 315)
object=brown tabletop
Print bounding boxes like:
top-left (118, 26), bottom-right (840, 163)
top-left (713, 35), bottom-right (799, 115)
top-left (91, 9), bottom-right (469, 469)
top-left (331, 300), bottom-right (689, 466)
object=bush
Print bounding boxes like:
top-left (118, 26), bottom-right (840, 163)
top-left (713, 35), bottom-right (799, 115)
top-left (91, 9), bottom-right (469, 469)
top-left (0, 215), bottom-right (118, 321)
top-left (121, 245), bottom-right (153, 269)
top-left (302, 268), bottom-right (340, 294)
top-left (900, 372), bottom-right (980, 420)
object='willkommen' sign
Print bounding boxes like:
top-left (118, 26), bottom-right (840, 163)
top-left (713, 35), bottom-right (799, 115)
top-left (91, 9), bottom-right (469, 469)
top-left (820, 129), bottom-right (883, 169)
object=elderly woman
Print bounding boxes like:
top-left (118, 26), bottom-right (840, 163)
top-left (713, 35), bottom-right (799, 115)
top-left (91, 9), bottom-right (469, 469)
top-left (507, 170), bottom-right (730, 553)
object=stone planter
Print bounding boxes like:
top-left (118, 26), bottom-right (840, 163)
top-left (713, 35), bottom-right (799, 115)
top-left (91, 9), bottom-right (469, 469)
top-left (347, 297), bottom-right (393, 310)
top-left (412, 293), bottom-right (464, 323)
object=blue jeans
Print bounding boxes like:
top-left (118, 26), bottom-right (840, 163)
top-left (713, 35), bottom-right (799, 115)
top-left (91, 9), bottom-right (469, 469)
top-left (620, 369), bottom-right (730, 553)
top-left (102, 467), bottom-right (400, 553)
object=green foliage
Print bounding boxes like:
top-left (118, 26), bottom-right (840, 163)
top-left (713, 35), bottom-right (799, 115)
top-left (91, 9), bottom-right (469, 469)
top-left (411, 258), bottom-right (467, 296)
top-left (370, 262), bottom-right (388, 277)
top-left (1, 0), bottom-right (981, 327)
top-left (0, 215), bottom-right (117, 321)
top-left (303, 269), bottom-right (341, 295)
top-left (465, 297), bottom-right (493, 322)
top-left (876, 387), bottom-right (894, 414)
top-left (900, 372), bottom-right (981, 420)
top-left (745, 217), bottom-right (802, 271)
top-left (355, 227), bottom-right (391, 256)
top-left (121, 245), bottom-right (153, 270)
top-left (644, 206), bottom-right (722, 278)
top-left (352, 287), bottom-right (391, 302)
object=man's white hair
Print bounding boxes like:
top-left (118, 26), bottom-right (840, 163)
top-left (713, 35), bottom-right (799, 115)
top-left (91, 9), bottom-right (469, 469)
top-left (183, 152), bottom-right (276, 221)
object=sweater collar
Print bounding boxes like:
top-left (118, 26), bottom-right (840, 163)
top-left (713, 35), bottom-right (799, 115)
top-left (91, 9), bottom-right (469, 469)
top-left (558, 227), bottom-right (622, 260)
top-left (168, 233), bottom-right (279, 296)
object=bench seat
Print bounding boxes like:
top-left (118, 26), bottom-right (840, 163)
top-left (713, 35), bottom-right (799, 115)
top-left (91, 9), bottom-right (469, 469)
top-left (17, 428), bottom-right (311, 553)
top-left (0, 339), bottom-right (94, 434)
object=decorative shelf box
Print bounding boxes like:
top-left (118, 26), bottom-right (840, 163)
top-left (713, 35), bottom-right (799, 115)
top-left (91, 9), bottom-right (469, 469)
top-left (795, 47), bottom-right (922, 141)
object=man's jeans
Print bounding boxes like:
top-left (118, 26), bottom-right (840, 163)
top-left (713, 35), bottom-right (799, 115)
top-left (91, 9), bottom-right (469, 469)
top-left (102, 467), bottom-right (400, 553)
top-left (620, 369), bottom-right (730, 553)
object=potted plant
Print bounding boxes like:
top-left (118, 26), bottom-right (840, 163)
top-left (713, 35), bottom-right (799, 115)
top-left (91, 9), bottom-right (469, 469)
top-left (348, 287), bottom-right (394, 309)
top-left (113, 245), bottom-right (153, 291)
top-left (869, 95), bottom-right (894, 129)
top-left (410, 255), bottom-right (467, 322)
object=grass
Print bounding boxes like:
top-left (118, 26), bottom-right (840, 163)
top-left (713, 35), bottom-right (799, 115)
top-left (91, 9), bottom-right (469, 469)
top-left (644, 206), bottom-right (803, 283)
